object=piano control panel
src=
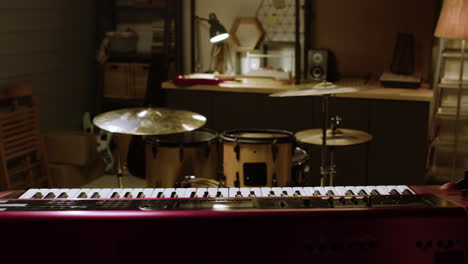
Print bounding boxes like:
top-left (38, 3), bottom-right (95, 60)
top-left (0, 185), bottom-right (460, 211)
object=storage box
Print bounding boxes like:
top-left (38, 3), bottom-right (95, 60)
top-left (49, 159), bottom-right (104, 188)
top-left (45, 131), bottom-right (98, 166)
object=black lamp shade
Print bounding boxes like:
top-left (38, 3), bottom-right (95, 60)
top-left (208, 13), bottom-right (229, 43)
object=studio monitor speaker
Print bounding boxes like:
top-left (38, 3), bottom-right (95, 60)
top-left (308, 49), bottom-right (328, 81)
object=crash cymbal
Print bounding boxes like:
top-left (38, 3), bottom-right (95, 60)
top-left (270, 82), bottom-right (359, 97)
top-left (93, 107), bottom-right (207, 135)
top-left (295, 128), bottom-right (372, 146)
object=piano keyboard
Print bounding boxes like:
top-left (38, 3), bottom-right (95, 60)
top-left (18, 185), bottom-right (415, 200)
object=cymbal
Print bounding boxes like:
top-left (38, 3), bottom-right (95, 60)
top-left (295, 128), bottom-right (373, 146)
top-left (270, 82), bottom-right (359, 97)
top-left (93, 107), bottom-right (207, 135)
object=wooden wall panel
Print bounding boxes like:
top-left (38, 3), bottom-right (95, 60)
top-left (0, 2), bottom-right (97, 131)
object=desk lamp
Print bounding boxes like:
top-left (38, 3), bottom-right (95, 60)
top-left (197, 13), bottom-right (230, 43)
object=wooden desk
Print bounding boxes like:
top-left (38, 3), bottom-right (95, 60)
top-left (160, 79), bottom-right (433, 186)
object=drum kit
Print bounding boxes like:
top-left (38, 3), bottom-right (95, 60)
top-left (93, 82), bottom-right (373, 188)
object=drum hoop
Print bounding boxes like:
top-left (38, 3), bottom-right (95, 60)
top-left (144, 128), bottom-right (218, 147)
top-left (220, 129), bottom-right (294, 144)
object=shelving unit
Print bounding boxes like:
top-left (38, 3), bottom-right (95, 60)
top-left (428, 38), bottom-right (468, 183)
top-left (97, 0), bottom-right (182, 112)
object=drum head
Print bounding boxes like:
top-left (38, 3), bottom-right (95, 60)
top-left (221, 129), bottom-right (293, 144)
top-left (145, 128), bottom-right (217, 146)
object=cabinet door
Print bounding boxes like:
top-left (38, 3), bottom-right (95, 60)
top-left (103, 63), bottom-right (130, 98)
top-left (131, 63), bottom-right (150, 99)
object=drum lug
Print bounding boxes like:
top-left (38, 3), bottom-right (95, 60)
top-left (235, 172), bottom-right (240, 187)
top-left (151, 145), bottom-right (158, 159)
top-left (179, 144), bottom-right (184, 162)
top-left (272, 173), bottom-right (278, 187)
top-left (272, 139), bottom-right (278, 161)
top-left (234, 143), bottom-right (240, 161)
top-left (204, 142), bottom-right (211, 159)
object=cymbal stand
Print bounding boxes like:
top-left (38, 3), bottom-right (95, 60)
top-left (329, 115), bottom-right (341, 186)
top-left (320, 95), bottom-right (330, 186)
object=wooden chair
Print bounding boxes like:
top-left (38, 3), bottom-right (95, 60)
top-left (0, 82), bottom-right (50, 190)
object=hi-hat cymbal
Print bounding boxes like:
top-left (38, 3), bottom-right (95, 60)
top-left (93, 107), bottom-right (207, 135)
top-left (270, 82), bottom-right (359, 97)
top-left (295, 128), bottom-right (373, 146)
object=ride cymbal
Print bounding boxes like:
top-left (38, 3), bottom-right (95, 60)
top-left (295, 128), bottom-right (373, 146)
top-left (270, 82), bottom-right (359, 97)
top-left (93, 107), bottom-right (206, 135)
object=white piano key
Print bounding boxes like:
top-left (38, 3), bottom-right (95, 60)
top-left (344, 186), bottom-right (358, 196)
top-left (65, 189), bottom-right (80, 199)
top-left (281, 187), bottom-right (294, 196)
top-left (218, 188), bottom-right (229, 198)
top-left (292, 187), bottom-right (306, 196)
top-left (261, 187), bottom-right (272, 197)
top-left (376, 186), bottom-right (390, 195)
top-left (131, 188), bottom-right (144, 198)
top-left (97, 188), bottom-right (113, 198)
top-left (19, 189), bottom-right (41, 199)
top-left (249, 188), bottom-right (262, 197)
top-left (208, 188), bottom-right (219, 198)
top-left (195, 188), bottom-right (208, 198)
top-left (302, 187), bottom-right (314, 196)
top-left (163, 188), bottom-right (176, 198)
top-left (239, 188), bottom-right (250, 197)
top-left (175, 188), bottom-right (187, 198)
top-left (386, 185), bottom-right (400, 195)
top-left (183, 188), bottom-right (197, 198)
top-left (229, 188), bottom-right (240, 198)
top-left (313, 187), bottom-right (326, 196)
top-left (271, 187), bottom-right (283, 196)
top-left (149, 188), bottom-right (165, 198)
top-left (397, 185), bottom-right (415, 194)
top-left (355, 186), bottom-right (369, 195)
top-left (334, 186), bottom-right (347, 196)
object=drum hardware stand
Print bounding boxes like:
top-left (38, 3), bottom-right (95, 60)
top-left (116, 140), bottom-right (125, 188)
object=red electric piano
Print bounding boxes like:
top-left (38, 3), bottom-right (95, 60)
top-left (0, 185), bottom-right (466, 264)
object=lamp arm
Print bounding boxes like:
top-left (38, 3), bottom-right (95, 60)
top-left (195, 16), bottom-right (210, 23)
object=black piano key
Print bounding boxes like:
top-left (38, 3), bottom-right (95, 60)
top-left (370, 189), bottom-right (380, 196)
top-left (216, 191), bottom-right (222, 197)
top-left (345, 190), bottom-right (355, 196)
top-left (170, 192), bottom-right (177, 198)
top-left (91, 192), bottom-right (101, 198)
top-left (313, 190), bottom-right (321, 196)
top-left (124, 192), bottom-right (132, 198)
top-left (189, 191), bottom-right (196, 198)
top-left (111, 192), bottom-right (119, 198)
top-left (282, 191), bottom-right (288, 196)
top-left (389, 189), bottom-right (400, 195)
top-left (156, 192), bottom-right (163, 198)
top-left (57, 192), bottom-right (68, 199)
top-left (326, 190), bottom-right (335, 196)
top-left (137, 192), bottom-right (145, 198)
top-left (236, 191), bottom-right (242, 197)
top-left (268, 191), bottom-right (275, 197)
top-left (249, 191), bottom-right (256, 197)
top-left (294, 190), bottom-right (301, 196)
top-left (402, 189), bottom-right (413, 195)
top-left (358, 190), bottom-right (368, 196)
top-left (44, 192), bottom-right (56, 199)
top-left (203, 191), bottom-right (209, 198)
top-left (78, 192), bottom-right (88, 198)
top-left (32, 192), bottom-right (43, 199)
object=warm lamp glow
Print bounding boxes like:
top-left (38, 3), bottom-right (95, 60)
top-left (434, 0), bottom-right (468, 39)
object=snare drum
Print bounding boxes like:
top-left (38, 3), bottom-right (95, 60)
top-left (145, 129), bottom-right (218, 188)
top-left (221, 129), bottom-right (294, 187)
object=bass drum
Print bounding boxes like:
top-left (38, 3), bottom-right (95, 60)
top-left (221, 129), bottom-right (294, 187)
top-left (145, 129), bottom-right (218, 188)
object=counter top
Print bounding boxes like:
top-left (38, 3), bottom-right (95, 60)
top-left (162, 78), bottom-right (433, 102)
